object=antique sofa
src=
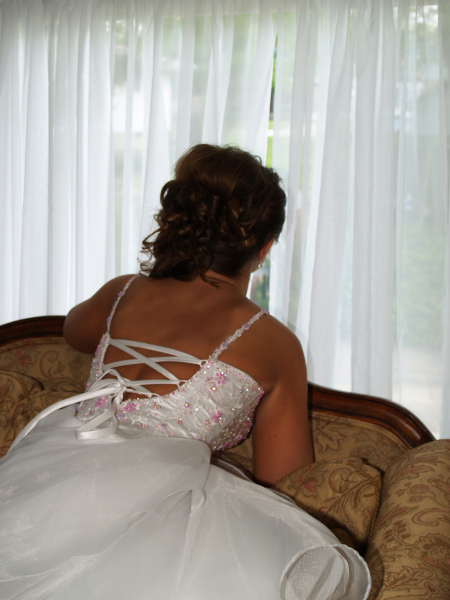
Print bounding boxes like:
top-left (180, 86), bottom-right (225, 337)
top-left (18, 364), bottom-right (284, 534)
top-left (1, 316), bottom-right (449, 599)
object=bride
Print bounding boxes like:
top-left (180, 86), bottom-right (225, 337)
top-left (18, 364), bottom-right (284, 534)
top-left (0, 145), bottom-right (370, 599)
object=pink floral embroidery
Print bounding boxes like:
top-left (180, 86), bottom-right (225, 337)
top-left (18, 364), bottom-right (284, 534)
top-left (211, 411), bottom-right (222, 423)
top-left (215, 372), bottom-right (226, 385)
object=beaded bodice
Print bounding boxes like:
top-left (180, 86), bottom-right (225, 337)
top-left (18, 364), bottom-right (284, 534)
top-left (77, 276), bottom-right (268, 451)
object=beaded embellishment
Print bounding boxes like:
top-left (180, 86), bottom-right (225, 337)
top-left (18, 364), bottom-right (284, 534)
top-left (77, 281), bottom-right (268, 450)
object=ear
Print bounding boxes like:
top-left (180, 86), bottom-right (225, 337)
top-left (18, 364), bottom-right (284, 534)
top-left (258, 238), bottom-right (274, 264)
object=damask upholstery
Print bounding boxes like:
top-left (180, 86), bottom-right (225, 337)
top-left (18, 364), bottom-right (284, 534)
top-left (1, 333), bottom-right (449, 599)
top-left (0, 338), bottom-right (90, 457)
top-left (273, 457), bottom-right (381, 551)
top-left (0, 337), bottom-right (90, 391)
top-left (365, 440), bottom-right (450, 600)
top-left (308, 412), bottom-right (409, 475)
top-left (215, 411), bottom-right (409, 477)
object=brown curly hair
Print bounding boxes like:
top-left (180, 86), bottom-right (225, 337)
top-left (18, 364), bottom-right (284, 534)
top-left (140, 144), bottom-right (286, 282)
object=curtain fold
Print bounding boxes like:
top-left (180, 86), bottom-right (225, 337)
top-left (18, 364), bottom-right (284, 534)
top-left (269, 0), bottom-right (449, 437)
top-left (351, 0), bottom-right (396, 400)
top-left (438, 0), bottom-right (450, 438)
top-left (0, 0), bottom-right (448, 438)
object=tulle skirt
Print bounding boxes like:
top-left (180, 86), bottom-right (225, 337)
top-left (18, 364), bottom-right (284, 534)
top-left (0, 407), bottom-right (370, 600)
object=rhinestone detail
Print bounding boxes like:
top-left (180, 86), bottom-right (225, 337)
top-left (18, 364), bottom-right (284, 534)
top-left (78, 303), bottom-right (268, 450)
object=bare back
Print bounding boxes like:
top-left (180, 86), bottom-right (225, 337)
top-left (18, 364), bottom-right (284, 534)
top-left (64, 273), bottom-right (312, 484)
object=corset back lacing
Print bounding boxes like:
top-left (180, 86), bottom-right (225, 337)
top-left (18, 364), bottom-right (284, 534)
top-left (8, 276), bottom-right (268, 453)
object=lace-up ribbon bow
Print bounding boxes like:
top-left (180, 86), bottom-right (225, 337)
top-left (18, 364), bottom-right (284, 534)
top-left (8, 373), bottom-right (128, 454)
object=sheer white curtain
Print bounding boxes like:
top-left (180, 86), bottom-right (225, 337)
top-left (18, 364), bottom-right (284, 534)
top-left (269, 0), bottom-right (450, 438)
top-left (0, 0), bottom-right (275, 317)
top-left (0, 0), bottom-right (449, 438)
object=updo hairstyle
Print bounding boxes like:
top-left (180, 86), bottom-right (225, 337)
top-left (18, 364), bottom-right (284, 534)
top-left (140, 144), bottom-right (286, 282)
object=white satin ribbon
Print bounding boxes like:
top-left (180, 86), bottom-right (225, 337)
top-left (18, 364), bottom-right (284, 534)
top-left (7, 374), bottom-right (128, 454)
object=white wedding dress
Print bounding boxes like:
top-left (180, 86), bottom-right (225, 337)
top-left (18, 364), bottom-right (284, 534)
top-left (0, 277), bottom-right (371, 600)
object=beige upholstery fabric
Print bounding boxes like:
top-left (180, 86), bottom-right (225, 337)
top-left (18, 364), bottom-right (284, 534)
top-left (309, 412), bottom-right (409, 474)
top-left (0, 338), bottom-right (91, 457)
top-left (0, 337), bottom-right (91, 392)
top-left (273, 458), bottom-right (381, 550)
top-left (366, 440), bottom-right (450, 600)
top-left (0, 370), bottom-right (43, 456)
top-left (216, 411), bottom-right (409, 475)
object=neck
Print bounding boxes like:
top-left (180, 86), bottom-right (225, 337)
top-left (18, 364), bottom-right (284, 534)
top-left (204, 268), bottom-right (251, 296)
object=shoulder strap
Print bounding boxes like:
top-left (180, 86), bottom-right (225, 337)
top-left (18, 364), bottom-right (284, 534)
top-left (106, 275), bottom-right (139, 333)
top-left (210, 308), bottom-right (269, 360)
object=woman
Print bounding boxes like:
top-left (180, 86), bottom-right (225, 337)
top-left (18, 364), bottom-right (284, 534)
top-left (0, 145), bottom-right (370, 599)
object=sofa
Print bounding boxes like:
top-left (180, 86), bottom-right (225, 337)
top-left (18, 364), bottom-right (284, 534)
top-left (1, 316), bottom-right (449, 599)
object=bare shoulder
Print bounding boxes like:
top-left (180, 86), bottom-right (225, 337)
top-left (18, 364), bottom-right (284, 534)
top-left (246, 311), bottom-right (306, 389)
top-left (262, 314), bottom-right (305, 357)
top-left (63, 274), bottom-right (136, 354)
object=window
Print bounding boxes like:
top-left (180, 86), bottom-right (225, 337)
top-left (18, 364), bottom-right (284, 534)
top-left (1, 0), bottom-right (449, 437)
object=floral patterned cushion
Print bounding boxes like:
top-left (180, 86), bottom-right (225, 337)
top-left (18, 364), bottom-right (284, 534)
top-left (309, 412), bottom-right (409, 474)
top-left (0, 338), bottom-right (91, 458)
top-left (0, 338), bottom-right (91, 392)
top-left (272, 457), bottom-right (381, 550)
top-left (0, 370), bottom-right (73, 458)
top-left (0, 370), bottom-right (43, 457)
top-left (215, 411), bottom-right (408, 477)
top-left (365, 439), bottom-right (450, 600)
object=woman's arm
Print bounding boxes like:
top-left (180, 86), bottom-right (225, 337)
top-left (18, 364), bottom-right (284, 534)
top-left (251, 331), bottom-right (313, 486)
top-left (63, 275), bottom-right (134, 354)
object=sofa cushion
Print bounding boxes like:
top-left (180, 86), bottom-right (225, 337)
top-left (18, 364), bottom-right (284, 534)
top-left (0, 338), bottom-right (92, 457)
top-left (365, 439), bottom-right (450, 599)
top-left (309, 412), bottom-right (409, 474)
top-left (0, 370), bottom-right (76, 458)
top-left (273, 457), bottom-right (381, 550)
top-left (216, 411), bottom-right (409, 480)
top-left (0, 338), bottom-right (91, 392)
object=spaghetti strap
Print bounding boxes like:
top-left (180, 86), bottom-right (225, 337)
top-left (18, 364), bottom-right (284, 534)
top-left (69, 303), bottom-right (269, 442)
top-left (105, 275), bottom-right (139, 333)
top-left (210, 308), bottom-right (269, 361)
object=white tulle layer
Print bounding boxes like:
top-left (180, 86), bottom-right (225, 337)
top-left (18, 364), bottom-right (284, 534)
top-left (0, 407), bottom-right (370, 600)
